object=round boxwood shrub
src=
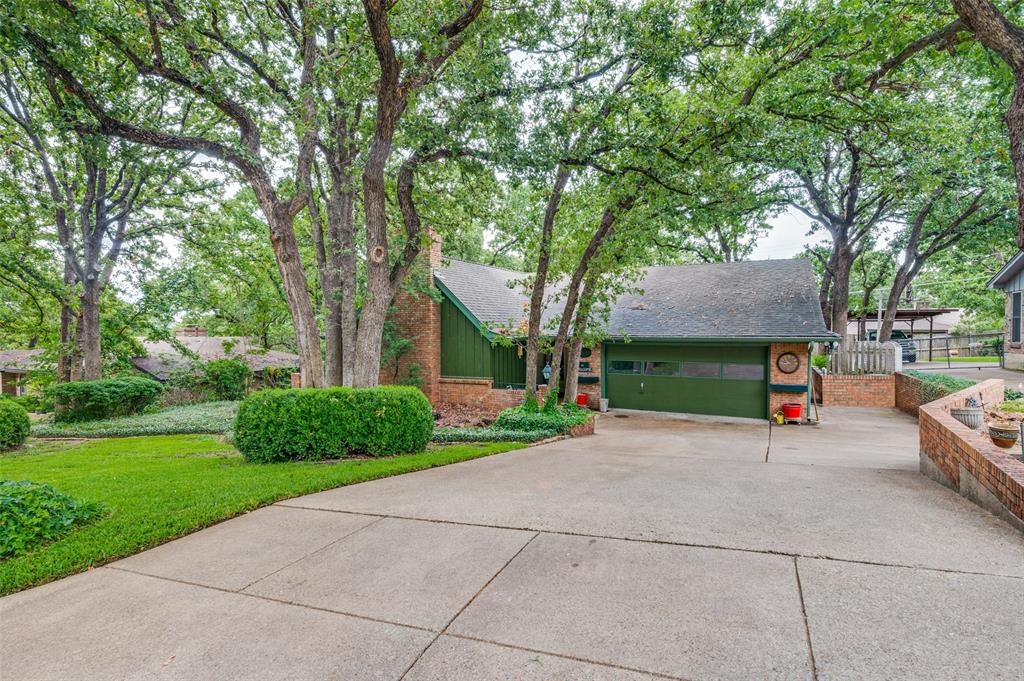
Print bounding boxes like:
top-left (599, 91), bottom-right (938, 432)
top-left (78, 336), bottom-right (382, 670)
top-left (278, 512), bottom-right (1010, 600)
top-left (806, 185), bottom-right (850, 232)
top-left (234, 386), bottom-right (433, 463)
top-left (0, 399), bottom-right (31, 450)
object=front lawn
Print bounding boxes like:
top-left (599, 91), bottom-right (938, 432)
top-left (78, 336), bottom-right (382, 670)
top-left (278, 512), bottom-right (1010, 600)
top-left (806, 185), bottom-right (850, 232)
top-left (0, 435), bottom-right (524, 595)
top-left (945, 355), bottom-right (1000, 363)
top-left (31, 400), bottom-right (238, 438)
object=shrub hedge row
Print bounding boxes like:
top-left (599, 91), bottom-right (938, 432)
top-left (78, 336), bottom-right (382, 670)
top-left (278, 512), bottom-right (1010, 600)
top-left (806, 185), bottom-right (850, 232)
top-left (46, 377), bottom-right (164, 423)
top-left (0, 400), bottom-right (30, 450)
top-left (234, 386), bottom-right (433, 462)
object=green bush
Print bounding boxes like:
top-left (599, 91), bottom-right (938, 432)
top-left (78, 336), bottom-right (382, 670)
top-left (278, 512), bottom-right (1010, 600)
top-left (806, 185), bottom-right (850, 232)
top-left (0, 400), bottom-right (31, 450)
top-left (32, 401), bottom-right (238, 438)
top-left (494, 402), bottom-right (590, 434)
top-left (202, 359), bottom-right (253, 401)
top-left (234, 386), bottom-right (433, 463)
top-left (903, 370), bottom-right (977, 402)
top-left (0, 480), bottom-right (104, 558)
top-left (811, 354), bottom-right (828, 369)
top-left (46, 377), bottom-right (164, 423)
top-left (432, 426), bottom-right (556, 443)
top-left (1006, 387), bottom-right (1024, 401)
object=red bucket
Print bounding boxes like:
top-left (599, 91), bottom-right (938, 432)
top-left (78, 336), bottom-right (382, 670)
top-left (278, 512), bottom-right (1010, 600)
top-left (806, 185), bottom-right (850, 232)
top-left (576, 393), bottom-right (589, 408)
top-left (782, 403), bottom-right (802, 420)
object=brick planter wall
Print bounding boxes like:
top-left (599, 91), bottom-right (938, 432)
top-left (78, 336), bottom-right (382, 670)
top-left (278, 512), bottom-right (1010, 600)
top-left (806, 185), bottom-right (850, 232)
top-left (895, 372), bottom-right (940, 417)
top-left (919, 379), bottom-right (1024, 532)
top-left (817, 373), bottom-right (895, 408)
top-left (439, 377), bottom-right (550, 415)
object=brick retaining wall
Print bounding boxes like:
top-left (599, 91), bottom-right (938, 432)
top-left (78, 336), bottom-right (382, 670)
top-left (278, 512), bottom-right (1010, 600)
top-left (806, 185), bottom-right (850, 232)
top-left (919, 379), bottom-right (1024, 532)
top-left (439, 377), bottom-right (550, 414)
top-left (895, 372), bottom-right (937, 417)
top-left (816, 373), bottom-right (895, 408)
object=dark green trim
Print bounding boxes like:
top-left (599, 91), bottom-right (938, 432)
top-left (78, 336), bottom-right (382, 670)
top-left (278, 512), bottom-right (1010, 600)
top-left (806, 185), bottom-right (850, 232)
top-left (604, 336), bottom-right (838, 344)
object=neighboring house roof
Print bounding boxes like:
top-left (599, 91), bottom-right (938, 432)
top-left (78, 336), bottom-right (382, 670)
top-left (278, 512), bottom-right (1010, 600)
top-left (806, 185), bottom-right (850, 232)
top-left (434, 257), bottom-right (837, 341)
top-left (132, 337), bottom-right (299, 381)
top-left (988, 250), bottom-right (1024, 290)
top-left (0, 349), bottom-right (45, 373)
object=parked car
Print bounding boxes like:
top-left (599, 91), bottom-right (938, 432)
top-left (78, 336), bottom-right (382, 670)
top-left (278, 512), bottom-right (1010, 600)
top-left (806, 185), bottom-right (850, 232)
top-left (868, 330), bottom-right (917, 363)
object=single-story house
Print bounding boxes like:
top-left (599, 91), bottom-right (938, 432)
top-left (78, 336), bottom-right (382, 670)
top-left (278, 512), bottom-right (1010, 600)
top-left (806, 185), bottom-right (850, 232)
top-left (385, 239), bottom-right (838, 421)
top-left (989, 250), bottom-right (1024, 370)
top-left (132, 328), bottom-right (300, 382)
top-left (0, 349), bottom-right (45, 396)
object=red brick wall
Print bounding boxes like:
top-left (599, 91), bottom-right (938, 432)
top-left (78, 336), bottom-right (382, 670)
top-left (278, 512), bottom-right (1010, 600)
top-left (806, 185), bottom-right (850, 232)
top-left (895, 372), bottom-right (940, 417)
top-left (769, 343), bottom-right (810, 420)
top-left (439, 377), bottom-right (547, 414)
top-left (379, 230), bottom-right (443, 402)
top-left (575, 345), bottom-right (602, 408)
top-left (818, 373), bottom-right (896, 407)
top-left (919, 379), bottom-right (1024, 528)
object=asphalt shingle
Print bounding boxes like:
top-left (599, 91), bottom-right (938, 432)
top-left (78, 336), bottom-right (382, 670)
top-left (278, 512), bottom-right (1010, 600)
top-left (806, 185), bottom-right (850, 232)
top-left (434, 258), bottom-right (835, 341)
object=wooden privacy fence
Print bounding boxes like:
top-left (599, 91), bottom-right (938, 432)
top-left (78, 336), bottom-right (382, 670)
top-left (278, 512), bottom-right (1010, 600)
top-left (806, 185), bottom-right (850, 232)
top-left (828, 341), bottom-right (901, 375)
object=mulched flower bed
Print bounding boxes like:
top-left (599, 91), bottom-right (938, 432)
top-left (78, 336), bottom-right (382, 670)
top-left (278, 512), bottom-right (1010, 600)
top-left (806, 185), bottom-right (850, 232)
top-left (432, 403), bottom-right (495, 428)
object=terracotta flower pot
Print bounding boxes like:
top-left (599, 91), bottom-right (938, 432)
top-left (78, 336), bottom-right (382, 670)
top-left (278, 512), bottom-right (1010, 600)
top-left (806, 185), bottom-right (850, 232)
top-left (988, 422), bottom-right (1020, 449)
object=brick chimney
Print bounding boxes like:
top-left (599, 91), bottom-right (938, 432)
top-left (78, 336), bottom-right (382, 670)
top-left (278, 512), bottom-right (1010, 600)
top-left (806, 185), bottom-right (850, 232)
top-left (426, 226), bottom-right (442, 270)
top-left (378, 227), bottom-right (442, 402)
top-left (176, 325), bottom-right (208, 338)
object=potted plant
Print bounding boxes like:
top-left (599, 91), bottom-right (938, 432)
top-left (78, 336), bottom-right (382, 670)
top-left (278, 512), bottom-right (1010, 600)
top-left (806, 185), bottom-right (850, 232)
top-left (988, 421), bottom-right (1020, 449)
top-left (950, 396), bottom-right (984, 430)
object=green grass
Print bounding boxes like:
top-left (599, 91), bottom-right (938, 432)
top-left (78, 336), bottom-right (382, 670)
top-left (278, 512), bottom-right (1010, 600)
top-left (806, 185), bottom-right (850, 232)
top-left (0, 435), bottom-right (524, 595)
top-left (998, 400), bottom-right (1024, 413)
top-left (945, 356), bottom-right (1000, 363)
top-left (31, 401), bottom-right (238, 438)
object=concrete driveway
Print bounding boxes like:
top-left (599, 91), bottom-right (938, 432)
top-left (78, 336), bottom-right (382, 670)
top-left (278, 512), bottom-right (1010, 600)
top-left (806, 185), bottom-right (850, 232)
top-left (3, 408), bottom-right (1023, 681)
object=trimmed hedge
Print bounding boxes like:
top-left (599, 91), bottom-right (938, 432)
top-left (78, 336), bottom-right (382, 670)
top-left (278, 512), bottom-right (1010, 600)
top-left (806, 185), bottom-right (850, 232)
top-left (234, 386), bottom-right (433, 463)
top-left (0, 480), bottom-right (104, 558)
top-left (494, 403), bottom-right (590, 434)
top-left (0, 400), bottom-right (31, 450)
top-left (46, 377), bottom-right (164, 423)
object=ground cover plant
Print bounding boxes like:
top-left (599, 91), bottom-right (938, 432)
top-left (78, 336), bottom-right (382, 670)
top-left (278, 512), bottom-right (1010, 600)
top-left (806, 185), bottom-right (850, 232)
top-left (432, 426), bottom-right (558, 443)
top-left (0, 435), bottom-right (525, 595)
top-left (32, 401), bottom-right (238, 438)
top-left (0, 480), bottom-right (104, 559)
top-left (493, 402), bottom-right (591, 434)
top-left (0, 400), bottom-right (31, 451)
top-left (46, 377), bottom-right (164, 423)
top-left (235, 386), bottom-right (433, 462)
top-left (904, 370), bottom-right (978, 401)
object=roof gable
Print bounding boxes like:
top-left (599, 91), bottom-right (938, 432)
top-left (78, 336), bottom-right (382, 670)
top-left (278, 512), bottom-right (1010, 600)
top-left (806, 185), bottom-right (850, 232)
top-left (988, 250), bottom-right (1024, 290)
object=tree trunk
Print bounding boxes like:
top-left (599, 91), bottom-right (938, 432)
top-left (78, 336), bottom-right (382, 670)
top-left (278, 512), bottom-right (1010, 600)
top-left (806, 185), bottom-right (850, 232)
top-left (563, 335), bottom-right (585, 405)
top-left (78, 285), bottom-right (102, 381)
top-left (325, 169), bottom-right (358, 387)
top-left (879, 266), bottom-right (918, 343)
top-left (829, 251), bottom-right (853, 338)
top-left (266, 205), bottom-right (324, 387)
top-left (525, 166), bottom-right (571, 400)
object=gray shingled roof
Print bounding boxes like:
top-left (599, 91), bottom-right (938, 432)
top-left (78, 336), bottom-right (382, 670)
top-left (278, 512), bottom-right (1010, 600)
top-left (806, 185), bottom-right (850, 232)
top-left (132, 337), bottom-right (299, 381)
top-left (434, 258), bottom-right (836, 341)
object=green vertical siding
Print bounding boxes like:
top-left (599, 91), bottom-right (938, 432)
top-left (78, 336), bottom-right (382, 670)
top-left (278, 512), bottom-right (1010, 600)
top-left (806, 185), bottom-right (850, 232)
top-left (491, 344), bottom-right (526, 389)
top-left (440, 297), bottom-right (492, 378)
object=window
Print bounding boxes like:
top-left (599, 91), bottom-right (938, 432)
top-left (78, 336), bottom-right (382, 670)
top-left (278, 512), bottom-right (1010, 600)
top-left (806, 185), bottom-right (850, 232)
top-left (644, 361), bottom-right (680, 377)
top-left (681, 362), bottom-right (721, 378)
top-left (722, 363), bottom-right (764, 381)
top-left (609, 360), bottom-right (642, 374)
top-left (1014, 292), bottom-right (1022, 344)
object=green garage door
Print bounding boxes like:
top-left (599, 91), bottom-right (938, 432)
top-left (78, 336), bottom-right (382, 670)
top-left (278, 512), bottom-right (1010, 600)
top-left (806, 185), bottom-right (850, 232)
top-left (605, 343), bottom-right (767, 419)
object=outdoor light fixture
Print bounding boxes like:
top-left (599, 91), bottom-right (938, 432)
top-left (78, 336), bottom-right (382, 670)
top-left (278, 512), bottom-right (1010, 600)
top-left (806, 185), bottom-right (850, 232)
top-left (542, 362), bottom-right (552, 382)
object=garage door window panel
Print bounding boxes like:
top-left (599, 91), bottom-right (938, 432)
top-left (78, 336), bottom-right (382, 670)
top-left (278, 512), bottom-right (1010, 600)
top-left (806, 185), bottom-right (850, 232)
top-left (609, 360), bottom-right (642, 374)
top-left (644, 361), bottom-right (680, 377)
top-left (722, 363), bottom-right (764, 380)
top-left (681, 362), bottom-right (721, 379)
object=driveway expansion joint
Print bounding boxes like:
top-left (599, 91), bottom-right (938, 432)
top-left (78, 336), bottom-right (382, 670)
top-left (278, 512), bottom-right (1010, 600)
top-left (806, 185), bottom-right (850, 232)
top-left (272, 504), bottom-right (1024, 581)
top-left (792, 557), bottom-right (819, 681)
